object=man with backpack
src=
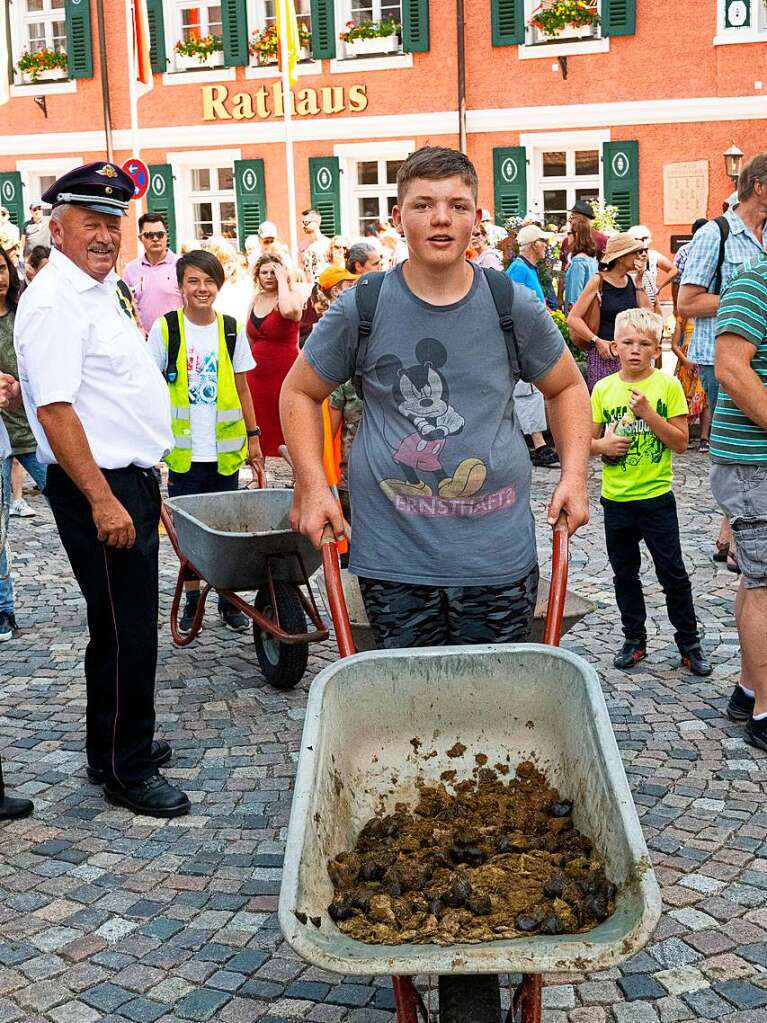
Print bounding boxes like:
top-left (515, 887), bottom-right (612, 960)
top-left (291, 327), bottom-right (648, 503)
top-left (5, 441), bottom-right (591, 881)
top-left (280, 147), bottom-right (591, 648)
top-left (147, 249), bottom-right (263, 633)
top-left (679, 154), bottom-right (767, 450)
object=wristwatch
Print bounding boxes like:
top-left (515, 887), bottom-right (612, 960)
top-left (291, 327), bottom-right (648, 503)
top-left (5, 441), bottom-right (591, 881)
top-left (247, 427), bottom-right (262, 438)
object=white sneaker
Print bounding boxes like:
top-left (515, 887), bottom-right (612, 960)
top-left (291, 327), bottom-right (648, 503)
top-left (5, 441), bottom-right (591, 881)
top-left (9, 498), bottom-right (35, 518)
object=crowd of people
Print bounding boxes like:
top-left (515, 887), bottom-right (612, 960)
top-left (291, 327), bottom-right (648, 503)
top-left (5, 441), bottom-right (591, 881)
top-left (0, 145), bottom-right (766, 824)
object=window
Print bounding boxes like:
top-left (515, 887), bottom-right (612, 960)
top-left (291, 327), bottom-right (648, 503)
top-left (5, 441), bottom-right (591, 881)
top-left (348, 0), bottom-right (401, 22)
top-left (350, 159), bottom-right (403, 236)
top-left (178, 1), bottom-right (223, 41)
top-left (525, 0), bottom-right (601, 46)
top-left (20, 0), bottom-right (66, 54)
top-left (247, 0), bottom-right (312, 64)
top-left (337, 0), bottom-right (403, 57)
top-left (534, 148), bottom-right (601, 229)
top-left (718, 0), bottom-right (767, 36)
top-left (189, 166), bottom-right (237, 243)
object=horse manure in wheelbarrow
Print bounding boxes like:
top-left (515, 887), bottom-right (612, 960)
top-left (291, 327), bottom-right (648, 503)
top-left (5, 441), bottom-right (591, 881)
top-left (327, 760), bottom-right (616, 945)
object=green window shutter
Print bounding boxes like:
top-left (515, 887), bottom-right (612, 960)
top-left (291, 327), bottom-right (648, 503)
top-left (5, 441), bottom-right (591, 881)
top-left (147, 165), bottom-right (177, 252)
top-left (0, 173), bottom-right (24, 230)
top-left (234, 159), bottom-right (267, 249)
top-left (402, 0), bottom-right (429, 52)
top-left (309, 157), bottom-right (341, 236)
top-left (310, 0), bottom-right (335, 59)
top-left (602, 0), bottom-right (636, 37)
top-left (491, 0), bottom-right (524, 45)
top-left (602, 141), bottom-right (639, 231)
top-left (492, 147), bottom-right (527, 225)
top-left (146, 0), bottom-right (167, 73)
top-left (222, 0), bottom-right (248, 67)
top-left (65, 0), bottom-right (93, 79)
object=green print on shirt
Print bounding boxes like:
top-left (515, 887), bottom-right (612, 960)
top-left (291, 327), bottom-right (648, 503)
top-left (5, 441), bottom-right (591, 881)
top-left (603, 399), bottom-right (668, 471)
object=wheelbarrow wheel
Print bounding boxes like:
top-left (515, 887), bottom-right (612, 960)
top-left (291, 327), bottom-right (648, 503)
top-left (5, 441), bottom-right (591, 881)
top-left (253, 581), bottom-right (309, 690)
top-left (438, 975), bottom-right (501, 1023)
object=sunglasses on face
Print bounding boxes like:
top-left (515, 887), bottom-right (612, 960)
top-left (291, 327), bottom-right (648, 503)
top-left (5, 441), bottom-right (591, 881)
top-left (261, 237), bottom-right (275, 244)
top-left (142, 231), bottom-right (166, 240)
top-left (636, 237), bottom-right (649, 243)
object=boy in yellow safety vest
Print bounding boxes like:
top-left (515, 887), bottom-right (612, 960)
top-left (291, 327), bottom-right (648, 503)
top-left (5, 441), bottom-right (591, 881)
top-left (148, 249), bottom-right (263, 632)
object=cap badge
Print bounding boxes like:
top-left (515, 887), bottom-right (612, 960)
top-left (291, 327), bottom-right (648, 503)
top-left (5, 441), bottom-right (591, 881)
top-left (97, 165), bottom-right (119, 178)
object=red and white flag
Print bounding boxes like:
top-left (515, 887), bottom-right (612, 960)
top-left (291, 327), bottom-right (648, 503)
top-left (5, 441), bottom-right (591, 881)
top-left (132, 0), bottom-right (153, 94)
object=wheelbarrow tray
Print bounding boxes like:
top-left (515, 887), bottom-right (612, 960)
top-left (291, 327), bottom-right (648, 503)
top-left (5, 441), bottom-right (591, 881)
top-left (315, 570), bottom-right (596, 651)
top-left (279, 644), bottom-right (661, 976)
top-left (165, 489), bottom-right (321, 591)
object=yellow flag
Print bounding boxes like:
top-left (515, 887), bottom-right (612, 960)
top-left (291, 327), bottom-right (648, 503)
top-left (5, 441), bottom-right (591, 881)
top-left (276, 0), bottom-right (300, 89)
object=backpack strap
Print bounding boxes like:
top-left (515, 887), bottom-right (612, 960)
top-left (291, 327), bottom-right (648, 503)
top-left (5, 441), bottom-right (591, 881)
top-left (712, 215), bottom-right (731, 295)
top-left (481, 267), bottom-right (521, 378)
top-left (163, 310), bottom-right (182, 384)
top-left (222, 313), bottom-right (238, 364)
top-left (353, 271), bottom-right (386, 396)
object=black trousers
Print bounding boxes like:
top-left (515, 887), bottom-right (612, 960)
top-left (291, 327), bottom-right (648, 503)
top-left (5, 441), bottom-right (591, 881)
top-left (601, 492), bottom-right (699, 652)
top-left (46, 464), bottom-right (161, 786)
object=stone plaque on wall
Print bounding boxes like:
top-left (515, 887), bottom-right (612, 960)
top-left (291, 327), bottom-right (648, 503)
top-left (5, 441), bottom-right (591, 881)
top-left (663, 161), bottom-right (709, 225)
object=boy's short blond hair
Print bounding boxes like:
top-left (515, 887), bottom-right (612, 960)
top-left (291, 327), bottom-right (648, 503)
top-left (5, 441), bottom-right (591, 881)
top-left (614, 308), bottom-right (664, 343)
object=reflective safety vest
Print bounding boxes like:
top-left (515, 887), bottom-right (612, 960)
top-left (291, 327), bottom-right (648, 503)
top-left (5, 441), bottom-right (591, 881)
top-left (160, 310), bottom-right (247, 475)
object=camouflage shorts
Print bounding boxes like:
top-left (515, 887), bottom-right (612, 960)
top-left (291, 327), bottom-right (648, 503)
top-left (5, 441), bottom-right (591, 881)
top-left (358, 566), bottom-right (539, 649)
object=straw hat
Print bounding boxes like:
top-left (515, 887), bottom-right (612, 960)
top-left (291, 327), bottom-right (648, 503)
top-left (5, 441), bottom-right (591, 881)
top-left (602, 232), bottom-right (645, 266)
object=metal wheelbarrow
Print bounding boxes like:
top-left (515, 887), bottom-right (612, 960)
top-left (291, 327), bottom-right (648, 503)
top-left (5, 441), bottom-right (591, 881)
top-left (279, 518), bottom-right (661, 1022)
top-left (161, 487), bottom-right (330, 689)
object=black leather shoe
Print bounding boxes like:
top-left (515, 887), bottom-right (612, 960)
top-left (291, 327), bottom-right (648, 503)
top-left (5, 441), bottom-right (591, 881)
top-left (87, 740), bottom-right (172, 785)
top-left (727, 684), bottom-right (755, 722)
top-left (103, 773), bottom-right (190, 818)
top-left (220, 603), bottom-right (249, 632)
top-left (681, 647), bottom-right (713, 677)
top-left (0, 794), bottom-right (34, 820)
top-left (180, 594), bottom-right (201, 632)
top-left (613, 640), bottom-right (647, 670)
top-left (745, 715), bottom-right (767, 752)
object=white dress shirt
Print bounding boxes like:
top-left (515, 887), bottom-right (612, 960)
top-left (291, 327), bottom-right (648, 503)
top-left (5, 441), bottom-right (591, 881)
top-left (14, 248), bottom-right (173, 469)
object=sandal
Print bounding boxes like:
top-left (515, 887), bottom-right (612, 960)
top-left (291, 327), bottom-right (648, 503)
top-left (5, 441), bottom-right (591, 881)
top-left (699, 438), bottom-right (710, 453)
top-left (727, 550), bottom-right (741, 574)
top-left (713, 540), bottom-right (730, 563)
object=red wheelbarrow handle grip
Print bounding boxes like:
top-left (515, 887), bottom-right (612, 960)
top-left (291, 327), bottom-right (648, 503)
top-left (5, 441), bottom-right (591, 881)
top-left (321, 525), bottom-right (356, 659)
top-left (544, 511), bottom-right (570, 647)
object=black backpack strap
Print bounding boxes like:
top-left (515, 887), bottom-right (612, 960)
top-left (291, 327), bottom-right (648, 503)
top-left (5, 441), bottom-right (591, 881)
top-left (163, 310), bottom-right (182, 384)
top-left (481, 267), bottom-right (520, 379)
top-left (353, 271), bottom-right (386, 396)
top-left (712, 215), bottom-right (731, 295)
top-left (222, 313), bottom-right (238, 363)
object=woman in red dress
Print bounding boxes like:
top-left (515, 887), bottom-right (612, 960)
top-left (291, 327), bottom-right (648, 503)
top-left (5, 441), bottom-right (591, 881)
top-left (246, 254), bottom-right (306, 457)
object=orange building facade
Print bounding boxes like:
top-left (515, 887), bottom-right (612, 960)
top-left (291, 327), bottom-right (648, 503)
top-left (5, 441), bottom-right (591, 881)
top-left (2, 0), bottom-right (766, 264)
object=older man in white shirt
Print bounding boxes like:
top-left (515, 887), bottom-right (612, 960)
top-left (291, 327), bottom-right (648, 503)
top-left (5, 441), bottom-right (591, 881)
top-left (13, 162), bottom-right (189, 818)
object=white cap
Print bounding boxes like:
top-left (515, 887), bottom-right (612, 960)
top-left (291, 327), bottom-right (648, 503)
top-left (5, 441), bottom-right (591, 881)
top-left (516, 224), bottom-right (552, 246)
top-left (258, 220), bottom-right (278, 238)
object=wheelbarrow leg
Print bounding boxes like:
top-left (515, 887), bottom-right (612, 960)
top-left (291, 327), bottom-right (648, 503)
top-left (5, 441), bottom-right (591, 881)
top-left (508, 974), bottom-right (542, 1023)
top-left (393, 977), bottom-right (426, 1023)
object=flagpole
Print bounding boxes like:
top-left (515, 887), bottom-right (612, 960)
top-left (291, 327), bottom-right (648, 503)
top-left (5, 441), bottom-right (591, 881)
top-left (277, 0), bottom-right (299, 264)
top-left (126, 0), bottom-right (143, 214)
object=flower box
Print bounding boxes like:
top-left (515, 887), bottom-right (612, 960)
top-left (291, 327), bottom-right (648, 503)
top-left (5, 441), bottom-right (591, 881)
top-left (19, 67), bottom-right (68, 84)
top-left (175, 49), bottom-right (225, 71)
top-left (344, 34), bottom-right (399, 57)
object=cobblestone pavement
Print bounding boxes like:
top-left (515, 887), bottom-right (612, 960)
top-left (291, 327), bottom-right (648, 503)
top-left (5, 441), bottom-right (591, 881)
top-left (1, 452), bottom-right (766, 1023)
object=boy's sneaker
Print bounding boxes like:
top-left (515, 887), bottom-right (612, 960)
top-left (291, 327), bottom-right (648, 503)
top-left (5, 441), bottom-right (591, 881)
top-left (0, 612), bottom-right (17, 641)
top-left (9, 498), bottom-right (35, 518)
top-left (745, 716), bottom-right (767, 753)
top-left (179, 594), bottom-right (200, 632)
top-left (531, 445), bottom-right (560, 468)
top-left (727, 684), bottom-right (755, 722)
top-left (220, 603), bottom-right (249, 632)
top-left (613, 640), bottom-right (647, 669)
top-left (680, 647), bottom-right (713, 677)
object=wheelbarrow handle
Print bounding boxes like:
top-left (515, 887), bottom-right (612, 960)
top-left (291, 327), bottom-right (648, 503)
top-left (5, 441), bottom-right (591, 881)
top-left (543, 511), bottom-right (569, 647)
top-left (321, 525), bottom-right (356, 659)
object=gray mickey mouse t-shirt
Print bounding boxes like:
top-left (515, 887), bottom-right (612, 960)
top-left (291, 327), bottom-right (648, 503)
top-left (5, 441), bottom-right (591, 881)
top-left (303, 264), bottom-right (564, 587)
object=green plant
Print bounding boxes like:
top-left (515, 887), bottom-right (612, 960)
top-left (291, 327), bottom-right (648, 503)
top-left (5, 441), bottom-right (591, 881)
top-left (16, 47), bottom-right (68, 80)
top-left (249, 22), bottom-right (311, 59)
top-left (550, 308), bottom-right (585, 363)
top-left (175, 34), bottom-right (224, 61)
top-left (587, 199), bottom-right (621, 232)
top-left (529, 0), bottom-right (600, 35)
top-left (339, 18), bottom-right (401, 43)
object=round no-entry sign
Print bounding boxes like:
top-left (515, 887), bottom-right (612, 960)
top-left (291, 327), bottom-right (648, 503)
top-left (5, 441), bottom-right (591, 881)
top-left (122, 158), bottom-right (150, 200)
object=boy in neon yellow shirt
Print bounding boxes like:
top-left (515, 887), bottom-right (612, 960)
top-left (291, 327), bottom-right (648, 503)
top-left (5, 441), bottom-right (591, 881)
top-left (591, 308), bottom-right (711, 676)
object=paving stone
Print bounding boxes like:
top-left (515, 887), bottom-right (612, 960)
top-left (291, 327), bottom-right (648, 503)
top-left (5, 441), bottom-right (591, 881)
top-left (325, 985), bottom-right (376, 1007)
top-left (176, 988), bottom-right (231, 1020)
top-left (713, 980), bottom-right (767, 1009)
top-left (613, 1004), bottom-right (661, 1023)
top-left (682, 988), bottom-right (738, 1018)
top-left (618, 975), bottom-right (668, 1001)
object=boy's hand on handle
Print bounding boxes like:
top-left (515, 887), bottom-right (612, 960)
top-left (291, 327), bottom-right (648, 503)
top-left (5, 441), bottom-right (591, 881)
top-left (628, 388), bottom-right (651, 419)
top-left (547, 477), bottom-right (589, 536)
top-left (289, 481), bottom-right (348, 550)
top-left (601, 423), bottom-right (631, 458)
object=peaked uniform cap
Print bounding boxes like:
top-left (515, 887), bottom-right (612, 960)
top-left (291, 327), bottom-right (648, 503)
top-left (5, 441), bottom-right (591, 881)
top-left (42, 162), bottom-right (135, 217)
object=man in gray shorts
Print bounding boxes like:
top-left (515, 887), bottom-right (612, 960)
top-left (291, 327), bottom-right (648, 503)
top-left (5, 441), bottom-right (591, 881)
top-left (709, 249), bottom-right (767, 750)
